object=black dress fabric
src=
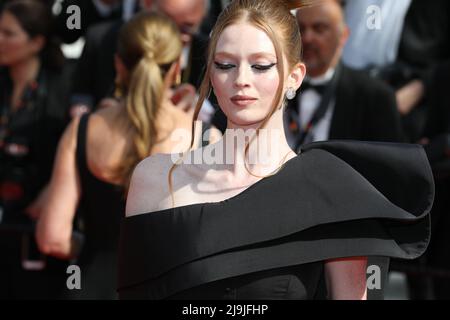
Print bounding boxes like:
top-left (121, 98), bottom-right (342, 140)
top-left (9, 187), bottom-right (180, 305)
top-left (67, 113), bottom-right (125, 299)
top-left (118, 140), bottom-right (433, 300)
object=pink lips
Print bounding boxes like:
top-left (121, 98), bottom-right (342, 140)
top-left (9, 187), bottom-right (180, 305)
top-left (230, 95), bottom-right (257, 107)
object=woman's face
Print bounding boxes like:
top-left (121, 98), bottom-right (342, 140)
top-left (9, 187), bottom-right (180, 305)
top-left (0, 12), bottom-right (41, 67)
top-left (211, 22), bottom-right (282, 127)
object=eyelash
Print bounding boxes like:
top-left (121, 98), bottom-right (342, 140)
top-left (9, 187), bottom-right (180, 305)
top-left (214, 62), bottom-right (277, 72)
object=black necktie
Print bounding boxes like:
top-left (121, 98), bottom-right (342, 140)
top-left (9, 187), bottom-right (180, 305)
top-left (286, 80), bottom-right (333, 151)
top-left (301, 81), bottom-right (328, 95)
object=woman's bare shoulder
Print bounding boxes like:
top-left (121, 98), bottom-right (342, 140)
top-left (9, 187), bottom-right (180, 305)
top-left (125, 153), bottom-right (180, 217)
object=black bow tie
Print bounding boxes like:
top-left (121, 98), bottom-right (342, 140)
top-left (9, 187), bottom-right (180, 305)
top-left (301, 81), bottom-right (328, 95)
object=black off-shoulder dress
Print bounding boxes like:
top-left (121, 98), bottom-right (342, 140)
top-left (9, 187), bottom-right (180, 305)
top-left (118, 141), bottom-right (434, 300)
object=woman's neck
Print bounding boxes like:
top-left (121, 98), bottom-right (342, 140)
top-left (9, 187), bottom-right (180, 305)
top-left (219, 108), bottom-right (295, 179)
top-left (9, 57), bottom-right (41, 88)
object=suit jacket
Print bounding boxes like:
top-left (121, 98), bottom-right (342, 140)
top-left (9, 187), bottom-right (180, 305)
top-left (424, 60), bottom-right (450, 139)
top-left (70, 19), bottom-right (208, 109)
top-left (398, 0), bottom-right (450, 74)
top-left (328, 65), bottom-right (403, 142)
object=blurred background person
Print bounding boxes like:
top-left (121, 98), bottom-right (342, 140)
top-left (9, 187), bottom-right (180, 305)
top-left (342, 0), bottom-right (450, 144)
top-left (342, 0), bottom-right (412, 73)
top-left (0, 0), bottom-right (70, 299)
top-left (394, 0), bottom-right (450, 143)
top-left (36, 11), bottom-right (220, 299)
top-left (286, 0), bottom-right (403, 149)
top-left (69, 0), bottom-right (212, 122)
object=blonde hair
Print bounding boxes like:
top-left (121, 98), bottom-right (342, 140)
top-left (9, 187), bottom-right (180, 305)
top-left (114, 12), bottom-right (182, 187)
top-left (168, 0), bottom-right (315, 206)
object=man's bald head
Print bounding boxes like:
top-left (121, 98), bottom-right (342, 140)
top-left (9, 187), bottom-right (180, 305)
top-left (152, 0), bottom-right (207, 45)
top-left (296, 0), bottom-right (349, 77)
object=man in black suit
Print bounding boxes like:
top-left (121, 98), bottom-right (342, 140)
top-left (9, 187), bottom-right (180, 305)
top-left (69, 0), bottom-right (208, 116)
top-left (284, 0), bottom-right (403, 152)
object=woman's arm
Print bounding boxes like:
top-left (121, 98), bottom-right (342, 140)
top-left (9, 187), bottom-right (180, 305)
top-left (324, 257), bottom-right (368, 300)
top-left (35, 117), bottom-right (82, 260)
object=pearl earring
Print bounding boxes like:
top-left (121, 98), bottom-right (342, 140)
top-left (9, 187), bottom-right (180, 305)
top-left (286, 88), bottom-right (296, 100)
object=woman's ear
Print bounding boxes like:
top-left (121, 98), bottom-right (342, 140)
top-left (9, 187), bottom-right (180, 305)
top-left (288, 62), bottom-right (306, 91)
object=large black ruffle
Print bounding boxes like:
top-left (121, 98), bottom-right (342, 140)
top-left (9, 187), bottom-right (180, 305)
top-left (118, 140), bottom-right (433, 299)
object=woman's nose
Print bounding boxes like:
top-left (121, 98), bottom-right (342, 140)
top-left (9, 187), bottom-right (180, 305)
top-left (233, 65), bottom-right (251, 88)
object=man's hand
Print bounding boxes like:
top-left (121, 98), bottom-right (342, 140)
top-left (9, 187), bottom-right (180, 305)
top-left (396, 79), bottom-right (425, 116)
top-left (170, 83), bottom-right (198, 117)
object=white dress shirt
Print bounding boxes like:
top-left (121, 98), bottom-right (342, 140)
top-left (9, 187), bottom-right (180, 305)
top-left (299, 69), bottom-right (335, 142)
top-left (342, 0), bottom-right (412, 69)
top-left (285, 68), bottom-right (336, 148)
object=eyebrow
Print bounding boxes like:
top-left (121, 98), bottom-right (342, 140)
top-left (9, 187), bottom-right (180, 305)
top-left (214, 52), bottom-right (277, 60)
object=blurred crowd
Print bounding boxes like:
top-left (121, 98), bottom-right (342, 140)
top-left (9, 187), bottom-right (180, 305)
top-left (0, 0), bottom-right (449, 300)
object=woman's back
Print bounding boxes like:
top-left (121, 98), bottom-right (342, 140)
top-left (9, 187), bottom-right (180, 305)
top-left (85, 99), bottom-right (196, 185)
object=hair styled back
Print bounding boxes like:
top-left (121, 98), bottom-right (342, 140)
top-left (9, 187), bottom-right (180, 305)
top-left (3, 0), bottom-right (64, 70)
top-left (115, 11), bottom-right (182, 187)
top-left (167, 0), bottom-right (315, 206)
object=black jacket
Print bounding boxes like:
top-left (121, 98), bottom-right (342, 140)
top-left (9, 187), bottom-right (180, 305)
top-left (326, 65), bottom-right (403, 142)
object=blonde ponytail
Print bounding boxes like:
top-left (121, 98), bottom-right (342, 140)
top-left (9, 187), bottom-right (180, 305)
top-left (116, 56), bottom-right (162, 187)
top-left (114, 12), bottom-right (182, 188)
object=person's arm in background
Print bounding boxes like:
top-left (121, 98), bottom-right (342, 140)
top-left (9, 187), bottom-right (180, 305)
top-left (396, 79), bottom-right (425, 116)
top-left (36, 117), bottom-right (82, 260)
top-left (325, 257), bottom-right (368, 300)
